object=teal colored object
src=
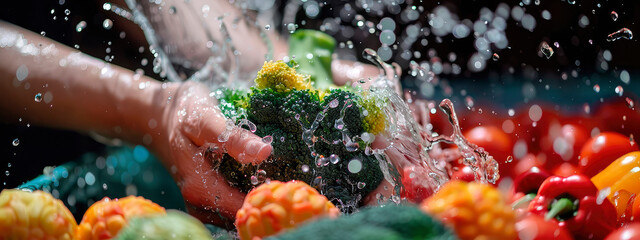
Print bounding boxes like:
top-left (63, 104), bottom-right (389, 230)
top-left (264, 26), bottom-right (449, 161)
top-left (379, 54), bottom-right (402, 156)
top-left (19, 146), bottom-right (185, 219)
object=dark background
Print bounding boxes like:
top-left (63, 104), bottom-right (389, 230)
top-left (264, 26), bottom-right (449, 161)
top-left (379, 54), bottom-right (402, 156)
top-left (1, 0), bottom-right (639, 188)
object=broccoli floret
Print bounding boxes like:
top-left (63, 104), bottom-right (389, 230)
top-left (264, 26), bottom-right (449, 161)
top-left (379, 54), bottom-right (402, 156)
top-left (218, 124), bottom-right (314, 192)
top-left (266, 204), bottom-right (457, 240)
top-left (215, 88), bottom-right (248, 120)
top-left (247, 88), bottom-right (286, 124)
top-left (255, 60), bottom-right (310, 93)
top-left (215, 35), bottom-right (388, 206)
top-left (316, 89), bottom-right (364, 148)
top-left (315, 153), bottom-right (383, 205)
top-left (280, 89), bottom-right (323, 133)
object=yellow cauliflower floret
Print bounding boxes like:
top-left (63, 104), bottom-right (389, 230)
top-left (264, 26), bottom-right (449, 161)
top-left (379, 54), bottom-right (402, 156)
top-left (0, 189), bottom-right (77, 240)
top-left (235, 180), bottom-right (340, 240)
top-left (360, 94), bottom-right (387, 135)
top-left (255, 60), bottom-right (311, 92)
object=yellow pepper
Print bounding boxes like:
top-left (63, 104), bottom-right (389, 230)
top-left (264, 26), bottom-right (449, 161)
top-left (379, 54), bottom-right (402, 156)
top-left (592, 151), bottom-right (640, 219)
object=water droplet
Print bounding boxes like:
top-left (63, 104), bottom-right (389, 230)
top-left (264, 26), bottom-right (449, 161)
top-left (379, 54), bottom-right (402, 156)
top-left (615, 85), bottom-right (624, 96)
top-left (264, 24), bottom-right (271, 30)
top-left (611, 11), bottom-right (618, 21)
top-left (583, 103), bottom-right (591, 114)
top-left (40, 31), bottom-right (46, 36)
top-left (76, 21), bottom-right (87, 32)
top-left (34, 93), bottom-right (43, 102)
top-left (102, 183), bottom-right (108, 190)
top-left (329, 99), bottom-right (339, 108)
top-left (625, 97), bottom-right (635, 109)
top-left (168, 6), bottom-right (177, 14)
top-left (301, 164), bottom-right (310, 172)
top-left (329, 154), bottom-right (340, 164)
top-left (287, 23), bottom-right (297, 33)
top-left (539, 41), bottom-right (554, 59)
top-left (492, 53), bottom-right (500, 61)
top-left (528, 104), bottom-right (542, 122)
top-left (316, 156), bottom-right (329, 166)
top-left (102, 19), bottom-right (113, 30)
top-left (508, 109), bottom-right (515, 116)
top-left (250, 175), bottom-right (259, 185)
top-left (607, 28), bottom-right (633, 42)
top-left (12, 138), bottom-right (19, 146)
top-left (465, 96), bottom-right (474, 109)
top-left (334, 118), bottom-right (345, 130)
top-left (5, 171), bottom-right (9, 176)
top-left (262, 135), bottom-right (273, 144)
top-left (506, 155), bottom-right (513, 163)
top-left (357, 182), bottom-right (366, 189)
top-left (568, 0), bottom-right (576, 4)
top-left (597, 187), bottom-right (610, 205)
top-left (593, 84), bottom-right (600, 93)
top-left (347, 159), bottom-right (362, 173)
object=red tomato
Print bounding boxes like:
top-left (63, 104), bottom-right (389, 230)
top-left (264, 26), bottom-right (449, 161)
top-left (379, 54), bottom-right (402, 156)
top-left (605, 222), bottom-right (640, 240)
top-left (552, 162), bottom-right (579, 177)
top-left (513, 105), bottom-right (562, 154)
top-left (516, 214), bottom-right (573, 240)
top-left (513, 153), bottom-right (544, 177)
top-left (450, 165), bottom-right (475, 182)
top-left (578, 132), bottom-right (639, 177)
top-left (400, 166), bottom-right (431, 203)
top-left (463, 126), bottom-right (514, 178)
top-left (541, 123), bottom-right (590, 170)
top-left (596, 98), bottom-right (640, 140)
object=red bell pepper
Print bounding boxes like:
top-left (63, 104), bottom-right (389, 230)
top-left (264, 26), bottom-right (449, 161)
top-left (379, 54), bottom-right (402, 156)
top-left (511, 167), bottom-right (551, 210)
top-left (605, 222), bottom-right (640, 240)
top-left (516, 214), bottom-right (573, 240)
top-left (528, 175), bottom-right (617, 239)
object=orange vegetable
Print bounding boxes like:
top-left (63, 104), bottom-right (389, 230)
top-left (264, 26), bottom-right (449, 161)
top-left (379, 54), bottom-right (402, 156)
top-left (0, 189), bottom-right (77, 240)
top-left (235, 180), bottom-right (340, 240)
top-left (76, 196), bottom-right (165, 240)
top-left (592, 151), bottom-right (640, 220)
top-left (420, 180), bottom-right (517, 240)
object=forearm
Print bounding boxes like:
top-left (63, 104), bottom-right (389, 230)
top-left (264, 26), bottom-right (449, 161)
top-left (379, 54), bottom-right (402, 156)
top-left (0, 21), bottom-right (164, 145)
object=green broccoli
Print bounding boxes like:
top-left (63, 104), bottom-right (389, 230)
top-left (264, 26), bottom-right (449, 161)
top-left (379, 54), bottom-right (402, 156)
top-left (214, 88), bottom-right (248, 120)
top-left (266, 204), bottom-right (458, 240)
top-left (216, 31), bottom-right (389, 206)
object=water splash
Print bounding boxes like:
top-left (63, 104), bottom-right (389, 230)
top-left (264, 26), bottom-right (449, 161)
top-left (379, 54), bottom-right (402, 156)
top-left (607, 28), bottom-right (633, 42)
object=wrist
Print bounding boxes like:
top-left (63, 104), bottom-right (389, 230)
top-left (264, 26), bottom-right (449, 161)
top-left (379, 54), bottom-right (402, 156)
top-left (113, 76), bottom-right (170, 148)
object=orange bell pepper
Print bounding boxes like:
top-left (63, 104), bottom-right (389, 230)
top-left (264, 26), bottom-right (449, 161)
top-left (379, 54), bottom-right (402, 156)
top-left (591, 151), bottom-right (640, 220)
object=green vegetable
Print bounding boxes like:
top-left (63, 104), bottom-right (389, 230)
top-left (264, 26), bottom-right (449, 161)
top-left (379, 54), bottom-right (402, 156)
top-left (115, 210), bottom-right (213, 240)
top-left (217, 30), bottom-right (388, 206)
top-left (289, 29), bottom-right (336, 89)
top-left (266, 204), bottom-right (458, 240)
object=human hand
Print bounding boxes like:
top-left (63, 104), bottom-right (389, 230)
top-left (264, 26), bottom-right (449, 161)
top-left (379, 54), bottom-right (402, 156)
top-left (147, 81), bottom-right (272, 227)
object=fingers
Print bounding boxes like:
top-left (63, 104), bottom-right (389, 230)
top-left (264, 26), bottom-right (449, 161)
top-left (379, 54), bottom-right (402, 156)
top-left (180, 97), bottom-right (272, 164)
top-left (224, 127), bottom-right (272, 164)
top-left (331, 59), bottom-right (380, 87)
top-left (175, 143), bottom-right (246, 227)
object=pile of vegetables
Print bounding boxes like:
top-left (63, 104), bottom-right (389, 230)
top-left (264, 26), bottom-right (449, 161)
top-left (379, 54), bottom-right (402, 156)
top-left (0, 190), bottom-right (214, 240)
top-left (215, 30), bottom-right (390, 206)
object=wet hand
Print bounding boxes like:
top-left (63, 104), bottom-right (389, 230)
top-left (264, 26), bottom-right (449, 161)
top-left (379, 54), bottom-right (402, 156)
top-left (149, 81), bottom-right (271, 227)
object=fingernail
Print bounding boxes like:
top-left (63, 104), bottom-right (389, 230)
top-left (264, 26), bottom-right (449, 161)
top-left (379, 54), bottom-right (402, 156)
top-left (245, 139), bottom-right (268, 157)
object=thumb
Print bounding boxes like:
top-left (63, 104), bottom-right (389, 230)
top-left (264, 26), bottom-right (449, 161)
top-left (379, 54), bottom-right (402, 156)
top-left (183, 109), bottom-right (272, 164)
